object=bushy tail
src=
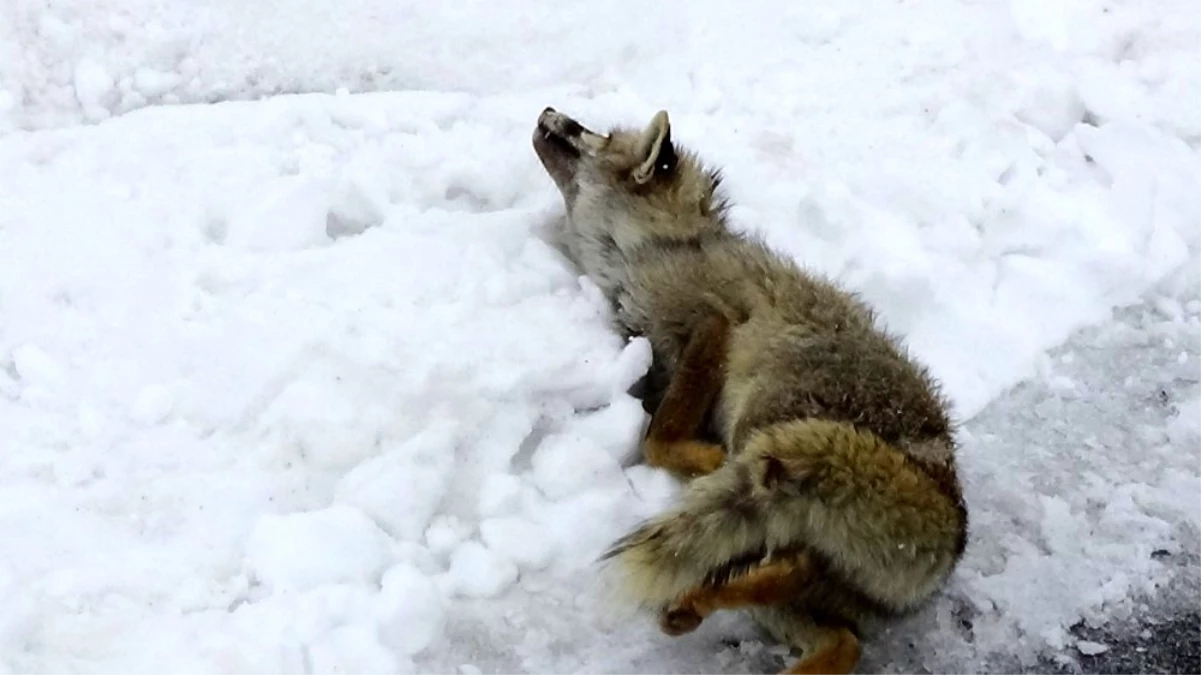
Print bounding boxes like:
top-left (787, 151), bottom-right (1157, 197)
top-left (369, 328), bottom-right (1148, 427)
top-left (599, 419), bottom-right (967, 613)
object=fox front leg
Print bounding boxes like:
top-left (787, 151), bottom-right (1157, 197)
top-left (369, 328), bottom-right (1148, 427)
top-left (640, 314), bottom-right (730, 480)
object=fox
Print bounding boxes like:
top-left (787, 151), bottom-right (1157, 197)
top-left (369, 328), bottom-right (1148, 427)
top-left (531, 106), bottom-right (969, 675)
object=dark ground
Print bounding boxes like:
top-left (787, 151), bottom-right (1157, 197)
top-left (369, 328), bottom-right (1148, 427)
top-left (988, 286), bottom-right (1200, 675)
top-left (1065, 611), bottom-right (1200, 674)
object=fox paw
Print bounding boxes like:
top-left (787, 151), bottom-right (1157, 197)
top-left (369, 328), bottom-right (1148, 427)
top-left (659, 606), bottom-right (703, 636)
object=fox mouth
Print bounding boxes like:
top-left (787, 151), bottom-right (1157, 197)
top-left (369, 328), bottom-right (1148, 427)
top-left (533, 107), bottom-right (593, 195)
top-left (536, 119), bottom-right (581, 159)
top-left (535, 106), bottom-right (586, 193)
top-left (533, 107), bottom-right (596, 158)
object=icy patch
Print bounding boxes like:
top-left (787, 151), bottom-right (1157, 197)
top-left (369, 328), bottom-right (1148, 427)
top-left (1077, 640), bottom-right (1110, 656)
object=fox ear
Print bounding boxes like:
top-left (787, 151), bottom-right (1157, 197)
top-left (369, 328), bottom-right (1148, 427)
top-left (632, 110), bottom-right (675, 185)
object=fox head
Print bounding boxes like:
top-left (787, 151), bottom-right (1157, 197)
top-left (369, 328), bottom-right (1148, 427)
top-left (532, 107), bottom-right (729, 239)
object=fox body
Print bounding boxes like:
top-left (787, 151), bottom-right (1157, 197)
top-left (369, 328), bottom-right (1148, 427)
top-left (532, 108), bottom-right (968, 674)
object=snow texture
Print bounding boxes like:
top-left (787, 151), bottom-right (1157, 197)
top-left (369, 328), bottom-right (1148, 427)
top-left (0, 0), bottom-right (1198, 672)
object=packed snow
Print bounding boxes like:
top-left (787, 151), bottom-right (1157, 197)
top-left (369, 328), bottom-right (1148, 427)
top-left (1, 0), bottom-right (1199, 673)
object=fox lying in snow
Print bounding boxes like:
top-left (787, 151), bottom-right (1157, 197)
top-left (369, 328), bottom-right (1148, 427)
top-left (531, 107), bottom-right (969, 674)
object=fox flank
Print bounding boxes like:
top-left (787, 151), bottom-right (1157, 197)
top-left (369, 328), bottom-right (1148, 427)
top-left (533, 107), bottom-right (968, 675)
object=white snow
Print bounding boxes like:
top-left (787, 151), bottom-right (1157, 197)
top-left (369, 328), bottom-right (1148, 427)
top-left (334, 423), bottom-right (456, 541)
top-left (130, 383), bottom-right (174, 425)
top-left (1, 0), bottom-right (1199, 673)
top-left (475, 473), bottom-right (523, 518)
top-left (1166, 394), bottom-right (1200, 448)
top-left (307, 622), bottom-right (402, 674)
top-left (245, 505), bottom-right (392, 592)
top-left (531, 432), bottom-right (627, 501)
top-left (375, 563), bottom-right (446, 656)
top-left (71, 59), bottom-right (115, 122)
top-left (423, 516), bottom-right (471, 560)
top-left (442, 542), bottom-right (518, 600)
top-left (480, 517), bottom-right (555, 571)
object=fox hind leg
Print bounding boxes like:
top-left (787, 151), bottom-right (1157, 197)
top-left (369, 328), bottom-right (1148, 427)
top-left (659, 550), bottom-right (814, 636)
top-left (742, 607), bottom-right (862, 675)
top-left (782, 624), bottom-right (861, 675)
top-left (641, 314), bottom-right (731, 479)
